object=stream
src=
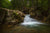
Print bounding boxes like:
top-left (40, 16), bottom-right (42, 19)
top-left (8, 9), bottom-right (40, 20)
top-left (3, 14), bottom-right (50, 33)
top-left (20, 14), bottom-right (50, 33)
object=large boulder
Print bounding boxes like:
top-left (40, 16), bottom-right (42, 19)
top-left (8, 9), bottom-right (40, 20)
top-left (5, 10), bottom-right (25, 25)
top-left (0, 8), bottom-right (25, 25)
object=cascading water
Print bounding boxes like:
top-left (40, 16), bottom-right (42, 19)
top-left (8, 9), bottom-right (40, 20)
top-left (21, 14), bottom-right (44, 26)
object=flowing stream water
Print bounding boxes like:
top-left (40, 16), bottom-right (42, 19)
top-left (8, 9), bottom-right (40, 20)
top-left (21, 14), bottom-right (44, 26)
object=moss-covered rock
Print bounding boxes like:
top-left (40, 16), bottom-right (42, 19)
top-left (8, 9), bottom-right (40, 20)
top-left (5, 10), bottom-right (25, 25)
top-left (0, 8), bottom-right (25, 25)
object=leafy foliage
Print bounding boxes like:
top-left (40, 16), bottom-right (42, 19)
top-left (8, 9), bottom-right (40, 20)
top-left (0, 0), bottom-right (12, 9)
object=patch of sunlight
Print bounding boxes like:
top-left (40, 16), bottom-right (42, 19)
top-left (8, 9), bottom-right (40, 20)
top-left (9, 0), bottom-right (11, 1)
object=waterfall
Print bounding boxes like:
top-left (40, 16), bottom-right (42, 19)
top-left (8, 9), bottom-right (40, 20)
top-left (21, 14), bottom-right (44, 26)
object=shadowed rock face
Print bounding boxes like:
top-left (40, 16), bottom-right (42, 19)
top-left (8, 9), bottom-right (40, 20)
top-left (22, 8), bottom-right (30, 14)
top-left (0, 8), bottom-right (8, 24)
top-left (0, 8), bottom-right (25, 25)
top-left (29, 8), bottom-right (50, 24)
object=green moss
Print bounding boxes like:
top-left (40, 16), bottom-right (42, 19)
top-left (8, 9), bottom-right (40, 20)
top-left (13, 12), bottom-right (18, 15)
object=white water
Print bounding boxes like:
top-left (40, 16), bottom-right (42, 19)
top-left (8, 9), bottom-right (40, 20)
top-left (21, 14), bottom-right (44, 26)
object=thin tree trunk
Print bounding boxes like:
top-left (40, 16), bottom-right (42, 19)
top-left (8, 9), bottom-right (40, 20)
top-left (48, 0), bottom-right (50, 11)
